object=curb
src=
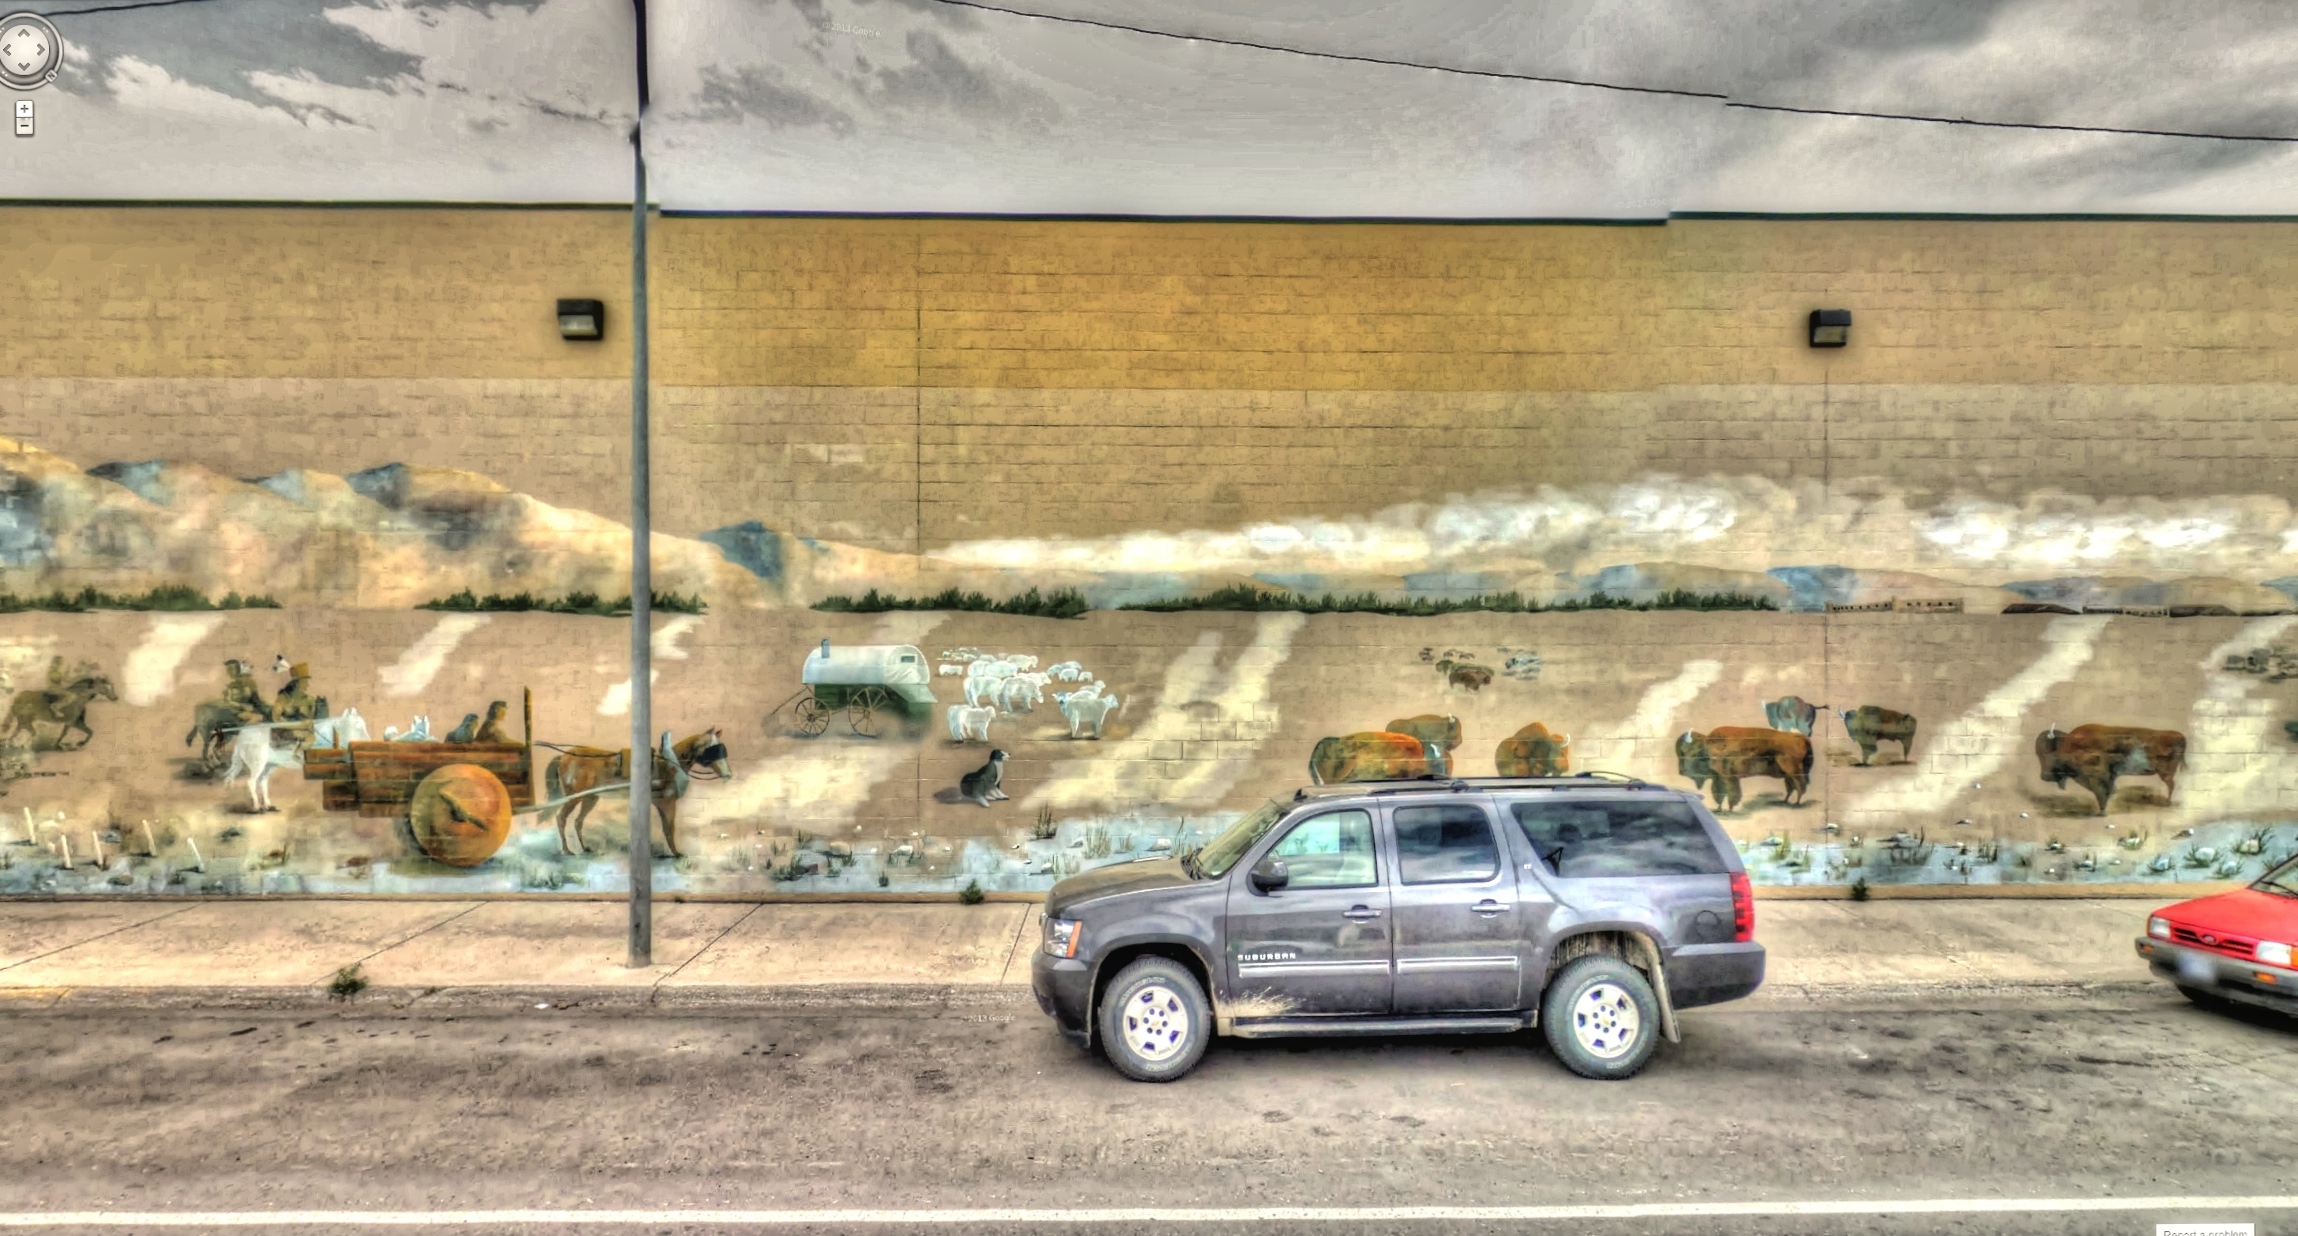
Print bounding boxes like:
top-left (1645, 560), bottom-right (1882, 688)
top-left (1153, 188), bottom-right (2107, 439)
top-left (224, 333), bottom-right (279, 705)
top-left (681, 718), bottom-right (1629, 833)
top-left (0, 983), bottom-right (1042, 1015)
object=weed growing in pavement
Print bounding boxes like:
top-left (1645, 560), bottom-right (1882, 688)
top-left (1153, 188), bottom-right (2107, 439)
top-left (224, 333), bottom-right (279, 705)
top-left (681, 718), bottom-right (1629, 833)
top-left (959, 879), bottom-right (985, 905)
top-left (1849, 876), bottom-right (1871, 902)
top-left (328, 963), bottom-right (368, 1002)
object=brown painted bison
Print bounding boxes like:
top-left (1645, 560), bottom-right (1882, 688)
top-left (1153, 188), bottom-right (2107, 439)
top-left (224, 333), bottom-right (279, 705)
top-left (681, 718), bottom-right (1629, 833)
top-left (1839, 705), bottom-right (1918, 766)
top-left (2034, 724), bottom-right (2186, 815)
top-left (1434, 660), bottom-right (1493, 692)
top-left (1494, 722), bottom-right (1571, 777)
top-left (1763, 695), bottom-right (1821, 736)
top-left (1676, 727), bottom-right (1814, 811)
top-left (1385, 714), bottom-right (1462, 752)
top-left (1309, 731), bottom-right (1449, 784)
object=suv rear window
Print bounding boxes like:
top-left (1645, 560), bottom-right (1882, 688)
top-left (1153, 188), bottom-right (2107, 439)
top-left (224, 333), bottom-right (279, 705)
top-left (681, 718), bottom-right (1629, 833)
top-left (1508, 799), bottom-right (1728, 878)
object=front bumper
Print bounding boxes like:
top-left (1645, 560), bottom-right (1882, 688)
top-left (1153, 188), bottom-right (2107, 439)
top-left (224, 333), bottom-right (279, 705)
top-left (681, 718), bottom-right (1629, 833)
top-left (2135, 936), bottom-right (2298, 1015)
top-left (1031, 950), bottom-right (1094, 1049)
top-left (1665, 941), bottom-right (1766, 1009)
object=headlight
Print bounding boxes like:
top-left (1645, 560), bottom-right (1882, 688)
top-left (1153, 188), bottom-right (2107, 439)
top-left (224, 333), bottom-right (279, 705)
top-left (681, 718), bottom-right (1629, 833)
top-left (1044, 917), bottom-right (1081, 958)
top-left (2257, 941), bottom-right (2293, 967)
top-left (2149, 916), bottom-right (2171, 940)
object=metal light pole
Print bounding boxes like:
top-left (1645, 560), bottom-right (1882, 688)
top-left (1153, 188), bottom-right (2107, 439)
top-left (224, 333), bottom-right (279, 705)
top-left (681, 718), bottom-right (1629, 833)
top-left (626, 0), bottom-right (653, 969)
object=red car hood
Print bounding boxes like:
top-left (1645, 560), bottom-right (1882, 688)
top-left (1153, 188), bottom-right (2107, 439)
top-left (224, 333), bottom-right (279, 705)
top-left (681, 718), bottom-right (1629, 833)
top-left (2158, 888), bottom-right (2298, 941)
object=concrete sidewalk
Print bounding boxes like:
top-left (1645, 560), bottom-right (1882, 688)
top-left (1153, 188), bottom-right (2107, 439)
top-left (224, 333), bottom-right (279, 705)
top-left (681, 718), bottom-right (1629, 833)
top-left (0, 897), bottom-right (2164, 1012)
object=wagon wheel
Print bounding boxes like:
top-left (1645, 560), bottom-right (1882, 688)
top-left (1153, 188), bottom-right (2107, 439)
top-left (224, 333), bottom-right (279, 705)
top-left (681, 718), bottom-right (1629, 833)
top-left (793, 696), bottom-right (833, 738)
top-left (848, 686), bottom-right (894, 738)
top-left (406, 763), bottom-right (513, 868)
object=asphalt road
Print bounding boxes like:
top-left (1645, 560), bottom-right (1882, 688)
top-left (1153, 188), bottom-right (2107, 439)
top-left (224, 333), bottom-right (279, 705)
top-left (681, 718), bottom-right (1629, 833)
top-left (0, 988), bottom-right (2291, 1234)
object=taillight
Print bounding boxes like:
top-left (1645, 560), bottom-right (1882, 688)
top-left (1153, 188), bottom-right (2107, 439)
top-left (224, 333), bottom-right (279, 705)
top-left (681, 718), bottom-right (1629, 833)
top-left (1730, 871), bottom-right (1755, 942)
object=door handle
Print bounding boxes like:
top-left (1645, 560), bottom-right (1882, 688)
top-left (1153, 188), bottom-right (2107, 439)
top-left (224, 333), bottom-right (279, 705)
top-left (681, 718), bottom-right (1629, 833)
top-left (1472, 900), bottom-right (1511, 916)
top-left (1342, 905), bottom-right (1383, 921)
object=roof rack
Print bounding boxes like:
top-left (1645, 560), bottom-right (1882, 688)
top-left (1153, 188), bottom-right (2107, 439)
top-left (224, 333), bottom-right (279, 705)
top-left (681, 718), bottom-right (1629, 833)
top-left (1292, 772), bottom-right (1668, 801)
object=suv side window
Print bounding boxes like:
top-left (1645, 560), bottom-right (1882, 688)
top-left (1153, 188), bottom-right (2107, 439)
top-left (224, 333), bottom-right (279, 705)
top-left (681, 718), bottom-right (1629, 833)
top-left (1393, 804), bottom-right (1500, 884)
top-left (1509, 799), bottom-right (1728, 877)
top-left (1266, 809), bottom-right (1378, 889)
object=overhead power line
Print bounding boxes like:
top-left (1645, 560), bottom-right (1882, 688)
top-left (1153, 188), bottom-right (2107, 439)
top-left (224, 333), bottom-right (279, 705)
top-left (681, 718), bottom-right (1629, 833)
top-left (34, 0), bottom-right (227, 15)
top-left (36, 0), bottom-right (2298, 146)
top-left (928, 0), bottom-right (2298, 145)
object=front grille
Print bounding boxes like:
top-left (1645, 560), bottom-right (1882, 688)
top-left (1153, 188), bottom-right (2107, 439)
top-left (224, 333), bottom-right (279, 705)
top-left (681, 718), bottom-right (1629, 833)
top-left (2171, 924), bottom-right (2258, 959)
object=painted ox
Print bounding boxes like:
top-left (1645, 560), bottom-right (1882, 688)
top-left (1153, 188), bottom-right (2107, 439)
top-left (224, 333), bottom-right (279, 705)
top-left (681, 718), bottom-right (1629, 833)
top-left (2034, 724), bottom-right (2186, 815)
top-left (1763, 695), bottom-right (1821, 736)
top-left (1385, 714), bottom-right (1462, 752)
top-left (1676, 726), bottom-right (1814, 811)
top-left (1309, 732), bottom-right (1448, 785)
top-left (1840, 705), bottom-right (1918, 766)
top-left (1494, 722), bottom-right (1571, 777)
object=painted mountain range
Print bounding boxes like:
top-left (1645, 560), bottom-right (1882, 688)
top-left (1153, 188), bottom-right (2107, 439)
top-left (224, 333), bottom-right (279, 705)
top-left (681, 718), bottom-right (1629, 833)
top-left (2, 438), bottom-right (2294, 615)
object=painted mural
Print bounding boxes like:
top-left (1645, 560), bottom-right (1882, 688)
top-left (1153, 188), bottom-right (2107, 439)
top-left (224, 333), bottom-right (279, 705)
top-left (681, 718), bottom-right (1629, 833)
top-left (2, 434), bottom-right (2297, 897)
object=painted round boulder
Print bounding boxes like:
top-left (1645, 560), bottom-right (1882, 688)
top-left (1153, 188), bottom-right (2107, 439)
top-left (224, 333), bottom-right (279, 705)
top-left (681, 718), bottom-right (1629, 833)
top-left (408, 763), bottom-right (513, 867)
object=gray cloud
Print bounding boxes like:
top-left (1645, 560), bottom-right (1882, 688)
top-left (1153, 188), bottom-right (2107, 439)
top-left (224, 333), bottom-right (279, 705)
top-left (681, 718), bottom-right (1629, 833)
top-left (47, 0), bottom-right (426, 121)
top-left (865, 29), bottom-right (1056, 127)
top-left (694, 63), bottom-right (858, 132)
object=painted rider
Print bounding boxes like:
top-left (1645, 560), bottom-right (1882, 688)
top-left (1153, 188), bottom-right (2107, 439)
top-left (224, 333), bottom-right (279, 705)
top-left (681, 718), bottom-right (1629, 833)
top-left (271, 662), bottom-right (326, 724)
top-left (220, 658), bottom-right (271, 724)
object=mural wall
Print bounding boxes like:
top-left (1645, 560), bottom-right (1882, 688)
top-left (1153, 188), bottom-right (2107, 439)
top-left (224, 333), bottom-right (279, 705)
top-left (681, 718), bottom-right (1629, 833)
top-left (6, 209), bottom-right (2298, 896)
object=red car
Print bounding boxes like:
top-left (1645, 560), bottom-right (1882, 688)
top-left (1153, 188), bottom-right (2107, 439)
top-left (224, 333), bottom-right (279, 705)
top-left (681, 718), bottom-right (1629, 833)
top-left (2135, 851), bottom-right (2298, 1015)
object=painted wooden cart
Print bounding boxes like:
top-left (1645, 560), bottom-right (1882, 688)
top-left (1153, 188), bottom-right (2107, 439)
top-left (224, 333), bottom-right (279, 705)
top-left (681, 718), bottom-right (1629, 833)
top-left (770, 640), bottom-right (937, 738)
top-left (302, 689), bottom-right (541, 867)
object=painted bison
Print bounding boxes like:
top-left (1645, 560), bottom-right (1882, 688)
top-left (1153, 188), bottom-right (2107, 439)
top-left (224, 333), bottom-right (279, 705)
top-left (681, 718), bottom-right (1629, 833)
top-left (1763, 695), bottom-right (1821, 736)
top-left (1839, 705), bottom-right (1918, 766)
top-left (1433, 660), bottom-right (1493, 692)
top-left (1676, 726), bottom-right (1814, 811)
top-left (1385, 714), bottom-right (1462, 752)
top-left (1309, 731), bottom-right (1449, 784)
top-left (2034, 724), bottom-right (2186, 815)
top-left (1494, 722), bottom-right (1571, 777)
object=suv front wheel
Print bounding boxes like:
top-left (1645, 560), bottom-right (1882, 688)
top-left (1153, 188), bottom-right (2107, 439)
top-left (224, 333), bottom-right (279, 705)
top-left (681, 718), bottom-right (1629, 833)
top-left (1098, 956), bottom-right (1210, 1082)
top-left (1542, 955), bottom-right (1660, 1080)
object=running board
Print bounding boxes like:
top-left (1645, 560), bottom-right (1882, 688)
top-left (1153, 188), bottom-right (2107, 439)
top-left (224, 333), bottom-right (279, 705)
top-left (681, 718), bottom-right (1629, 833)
top-left (1227, 1014), bottom-right (1528, 1040)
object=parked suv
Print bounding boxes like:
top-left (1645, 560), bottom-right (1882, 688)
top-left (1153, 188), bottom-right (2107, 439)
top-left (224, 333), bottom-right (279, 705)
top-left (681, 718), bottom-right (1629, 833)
top-left (1030, 776), bottom-right (1764, 1082)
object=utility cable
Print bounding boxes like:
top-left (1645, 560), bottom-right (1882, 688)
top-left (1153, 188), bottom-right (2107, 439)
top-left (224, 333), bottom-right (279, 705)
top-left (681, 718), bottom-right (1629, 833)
top-left (928, 0), bottom-right (2298, 144)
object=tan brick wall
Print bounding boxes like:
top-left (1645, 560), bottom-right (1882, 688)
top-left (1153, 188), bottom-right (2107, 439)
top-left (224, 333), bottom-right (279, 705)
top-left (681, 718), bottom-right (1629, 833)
top-left (1, 207), bottom-right (631, 380)
top-left (8, 206), bottom-right (2297, 546)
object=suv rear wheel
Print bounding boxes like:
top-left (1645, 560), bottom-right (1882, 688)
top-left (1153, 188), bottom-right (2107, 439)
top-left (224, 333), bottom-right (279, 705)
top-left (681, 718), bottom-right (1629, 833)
top-left (1543, 955), bottom-right (1660, 1080)
top-left (1098, 956), bottom-right (1209, 1082)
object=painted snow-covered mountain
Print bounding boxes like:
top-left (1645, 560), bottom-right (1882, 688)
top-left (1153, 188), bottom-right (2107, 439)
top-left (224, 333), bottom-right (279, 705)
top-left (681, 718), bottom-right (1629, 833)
top-left (4, 439), bottom-right (2293, 614)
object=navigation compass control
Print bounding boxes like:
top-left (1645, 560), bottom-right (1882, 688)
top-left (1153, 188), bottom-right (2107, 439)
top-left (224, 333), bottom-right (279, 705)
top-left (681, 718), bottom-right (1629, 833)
top-left (0, 13), bottom-right (61, 91)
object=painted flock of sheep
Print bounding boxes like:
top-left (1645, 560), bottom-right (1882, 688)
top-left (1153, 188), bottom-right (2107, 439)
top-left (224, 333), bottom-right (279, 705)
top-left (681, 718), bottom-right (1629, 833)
top-left (938, 649), bottom-right (1123, 743)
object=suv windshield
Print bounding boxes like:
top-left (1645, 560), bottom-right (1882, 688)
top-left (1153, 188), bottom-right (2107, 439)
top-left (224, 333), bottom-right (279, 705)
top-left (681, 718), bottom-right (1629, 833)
top-left (1192, 799), bottom-right (1288, 879)
top-left (2255, 853), bottom-right (2298, 897)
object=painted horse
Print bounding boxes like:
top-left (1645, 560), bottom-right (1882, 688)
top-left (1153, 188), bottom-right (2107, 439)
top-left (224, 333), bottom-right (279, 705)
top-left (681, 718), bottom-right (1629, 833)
top-left (7, 672), bottom-right (118, 752)
top-left (543, 728), bottom-right (730, 857)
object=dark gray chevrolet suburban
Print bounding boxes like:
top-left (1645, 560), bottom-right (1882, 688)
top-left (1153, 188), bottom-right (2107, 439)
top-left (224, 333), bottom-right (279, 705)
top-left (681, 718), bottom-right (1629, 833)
top-left (1030, 776), bottom-right (1764, 1082)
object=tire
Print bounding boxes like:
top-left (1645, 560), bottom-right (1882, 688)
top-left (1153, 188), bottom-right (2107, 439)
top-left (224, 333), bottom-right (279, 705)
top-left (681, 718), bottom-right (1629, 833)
top-left (1542, 955), bottom-right (1661, 1080)
top-left (1097, 956), bottom-right (1210, 1083)
top-left (2177, 984), bottom-right (2232, 1011)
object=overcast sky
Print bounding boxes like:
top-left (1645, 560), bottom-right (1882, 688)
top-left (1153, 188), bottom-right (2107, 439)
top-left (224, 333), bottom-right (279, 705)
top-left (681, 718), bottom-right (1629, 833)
top-left (5, 0), bottom-right (2295, 212)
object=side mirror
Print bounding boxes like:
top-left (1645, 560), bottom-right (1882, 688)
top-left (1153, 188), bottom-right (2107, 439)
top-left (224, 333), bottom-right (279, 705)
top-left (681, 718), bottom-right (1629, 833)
top-left (1249, 857), bottom-right (1289, 893)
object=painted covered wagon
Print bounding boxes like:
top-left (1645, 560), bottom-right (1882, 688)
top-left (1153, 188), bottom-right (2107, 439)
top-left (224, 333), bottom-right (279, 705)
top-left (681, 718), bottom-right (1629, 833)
top-left (774, 640), bottom-right (936, 738)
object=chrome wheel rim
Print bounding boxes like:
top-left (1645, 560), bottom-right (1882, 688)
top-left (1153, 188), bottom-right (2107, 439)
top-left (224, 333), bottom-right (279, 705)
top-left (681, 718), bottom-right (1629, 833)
top-left (1122, 983), bottom-right (1190, 1063)
top-left (1570, 982), bottom-right (1641, 1060)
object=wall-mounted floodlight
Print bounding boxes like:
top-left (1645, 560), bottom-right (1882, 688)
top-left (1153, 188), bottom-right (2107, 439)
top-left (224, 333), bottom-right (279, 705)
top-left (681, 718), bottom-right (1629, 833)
top-left (1808, 309), bottom-right (1851, 348)
top-left (557, 299), bottom-right (605, 341)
